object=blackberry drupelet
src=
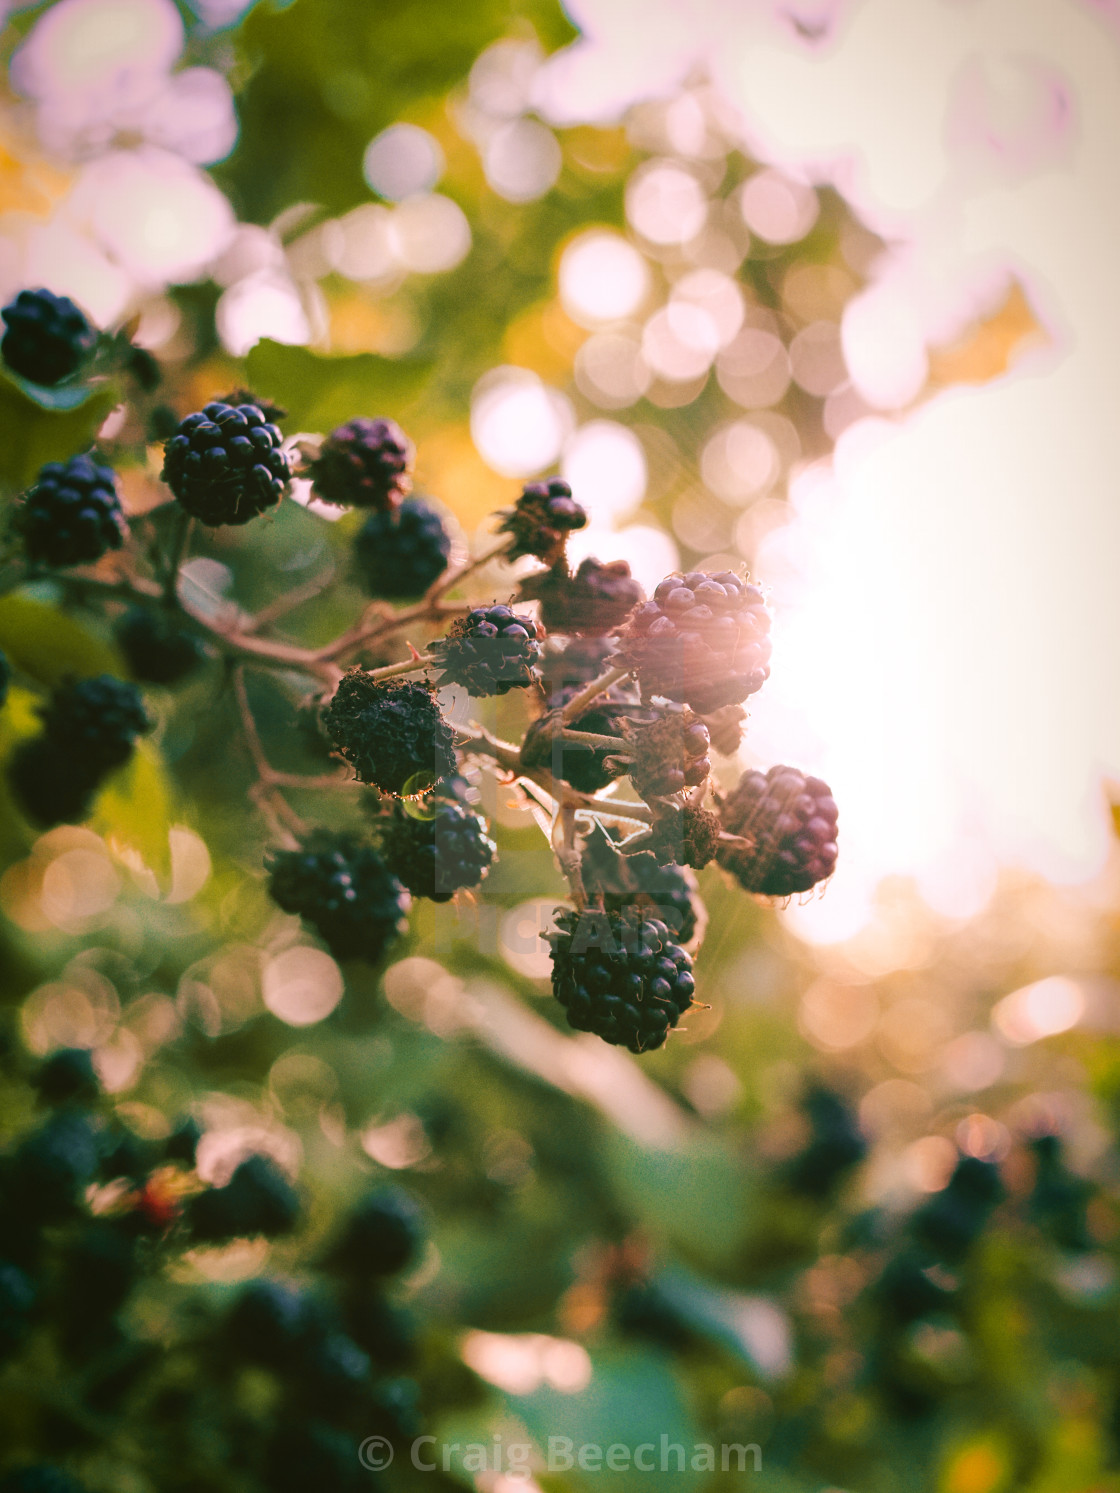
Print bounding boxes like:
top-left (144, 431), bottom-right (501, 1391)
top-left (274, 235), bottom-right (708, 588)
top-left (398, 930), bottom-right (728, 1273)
top-left (519, 556), bottom-right (643, 634)
top-left (267, 832), bottom-right (410, 962)
top-left (324, 673), bottom-right (456, 795)
top-left (161, 401), bottom-right (289, 526)
top-left (16, 455), bottom-right (128, 568)
top-left (615, 570), bottom-right (771, 714)
top-left (581, 827), bottom-right (704, 945)
top-left (381, 798), bottom-right (495, 902)
top-left (329, 1187), bottom-right (425, 1275)
top-left (114, 606), bottom-right (206, 685)
top-left (1, 288), bottom-right (96, 386)
top-left (310, 416), bottom-right (414, 510)
top-left (431, 604), bottom-right (543, 696)
top-left (547, 907), bottom-right (695, 1053)
top-left (498, 477), bottom-right (587, 565)
top-left (717, 765), bottom-right (838, 897)
top-left (354, 496), bottom-right (451, 599)
top-left (187, 1154), bottom-right (300, 1242)
top-left (39, 675), bottom-right (150, 772)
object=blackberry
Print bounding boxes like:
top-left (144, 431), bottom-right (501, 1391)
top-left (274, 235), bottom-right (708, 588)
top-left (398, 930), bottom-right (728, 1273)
top-left (547, 907), bottom-right (695, 1053)
top-left (226, 1280), bottom-right (317, 1364)
top-left (344, 1290), bottom-right (417, 1369)
top-left (648, 801), bottom-right (722, 869)
top-left (912, 1155), bottom-right (1004, 1260)
top-left (329, 1186), bottom-right (425, 1275)
top-left (310, 416), bottom-right (414, 510)
top-left (187, 1154), bottom-right (300, 1242)
top-left (39, 675), bottom-right (150, 773)
top-left (0, 1261), bottom-right (35, 1358)
top-left (717, 766), bottom-right (838, 897)
top-left (431, 604), bottom-right (543, 696)
top-left (615, 570), bottom-right (771, 714)
top-left (114, 607), bottom-right (206, 685)
top-left (381, 798), bottom-right (495, 902)
top-left (34, 1048), bottom-right (99, 1106)
top-left (1, 287), bottom-right (97, 386)
top-left (324, 673), bottom-right (456, 795)
top-left (354, 496), bottom-right (451, 599)
top-left (581, 826), bottom-right (703, 945)
top-left (519, 556), bottom-right (643, 634)
top-left (626, 711), bottom-right (711, 800)
top-left (498, 477), bottom-right (587, 565)
top-left (267, 832), bottom-right (410, 962)
top-left (161, 401), bottom-right (289, 526)
top-left (8, 1114), bottom-right (98, 1224)
top-left (8, 737), bottom-right (97, 827)
top-left (699, 703), bottom-right (747, 757)
top-left (783, 1085), bottom-right (867, 1198)
top-left (16, 455), bottom-right (127, 568)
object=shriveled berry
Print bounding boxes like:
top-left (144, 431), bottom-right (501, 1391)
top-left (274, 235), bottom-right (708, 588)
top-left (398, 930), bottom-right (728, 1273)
top-left (498, 477), bottom-right (587, 565)
top-left (431, 604), bottom-right (543, 696)
top-left (717, 765), bottom-right (838, 896)
top-left (162, 401), bottom-right (290, 526)
top-left (1, 288), bottom-right (96, 385)
top-left (381, 798), bottom-right (495, 902)
top-left (324, 673), bottom-right (456, 795)
top-left (648, 801), bottom-right (721, 869)
top-left (310, 416), bottom-right (414, 510)
top-left (268, 831), bottom-right (410, 963)
top-left (16, 455), bottom-right (127, 568)
top-left (354, 496), bottom-right (451, 599)
top-left (519, 556), bottom-right (643, 634)
top-left (626, 710), bottom-right (711, 800)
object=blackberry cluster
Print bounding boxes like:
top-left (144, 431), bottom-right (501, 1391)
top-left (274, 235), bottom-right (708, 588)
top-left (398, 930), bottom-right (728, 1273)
top-left (114, 606), bottom-right (206, 685)
top-left (8, 675), bottom-right (150, 828)
top-left (547, 908), bottom-right (695, 1053)
top-left (324, 673), bottom-right (456, 795)
top-left (16, 455), bottom-right (128, 568)
top-left (717, 765), bottom-right (838, 897)
top-left (519, 556), bottom-right (643, 634)
top-left (354, 496), bottom-right (451, 599)
top-left (498, 477), bottom-right (587, 565)
top-left (431, 605), bottom-right (542, 696)
top-left (627, 711), bottom-right (711, 799)
top-left (581, 826), bottom-right (703, 945)
top-left (161, 402), bottom-right (289, 526)
top-left (187, 1154), bottom-right (300, 1243)
top-left (310, 416), bottom-right (414, 510)
top-left (268, 831), bottom-right (410, 962)
top-left (381, 797), bottom-right (495, 902)
top-left (1, 288), bottom-right (96, 386)
top-left (783, 1085), bottom-right (867, 1198)
top-left (615, 570), bottom-right (771, 714)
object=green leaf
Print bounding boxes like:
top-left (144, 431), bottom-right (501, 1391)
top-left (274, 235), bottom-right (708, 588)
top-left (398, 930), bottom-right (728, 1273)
top-left (0, 376), bottom-right (120, 491)
top-left (244, 339), bottom-right (432, 431)
top-left (93, 738), bottom-right (174, 882)
top-left (0, 595), bottom-right (121, 686)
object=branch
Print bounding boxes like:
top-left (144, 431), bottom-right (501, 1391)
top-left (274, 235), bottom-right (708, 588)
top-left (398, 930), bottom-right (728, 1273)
top-left (558, 666), bottom-right (632, 723)
top-left (232, 668), bottom-right (305, 849)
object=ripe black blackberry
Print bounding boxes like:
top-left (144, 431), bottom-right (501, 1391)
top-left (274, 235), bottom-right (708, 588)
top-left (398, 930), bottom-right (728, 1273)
top-left (381, 798), bottom-right (495, 902)
top-left (1, 287), bottom-right (97, 385)
top-left (330, 1186), bottom-right (425, 1275)
top-left (626, 710), bottom-right (711, 799)
top-left (267, 831), bottom-right (410, 962)
top-left (783, 1085), bottom-right (867, 1198)
top-left (615, 570), bottom-right (771, 714)
top-left (187, 1154), bottom-right (300, 1242)
top-left (114, 606), bottom-right (206, 685)
top-left (717, 766), bottom-right (838, 897)
top-left (498, 477), bottom-right (587, 565)
top-left (519, 556), bottom-right (643, 634)
top-left (161, 401), bottom-right (290, 526)
top-left (8, 738), bottom-right (97, 827)
top-left (431, 604), bottom-right (543, 696)
top-left (310, 415), bottom-right (414, 510)
top-left (581, 826), bottom-right (704, 945)
top-left (34, 1048), bottom-right (99, 1106)
top-left (16, 455), bottom-right (128, 568)
top-left (324, 672), bottom-right (456, 795)
top-left (39, 675), bottom-right (150, 773)
top-left (911, 1154), bottom-right (1004, 1260)
top-left (354, 496), bottom-right (451, 599)
top-left (547, 907), bottom-right (695, 1053)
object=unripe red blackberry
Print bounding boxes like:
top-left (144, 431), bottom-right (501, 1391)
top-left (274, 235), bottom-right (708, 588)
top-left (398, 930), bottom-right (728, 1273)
top-left (615, 570), bottom-right (771, 714)
top-left (354, 496), bottom-right (451, 599)
top-left (38, 675), bottom-right (150, 772)
top-left (187, 1154), bottom-right (300, 1242)
top-left (329, 1186), bottom-right (425, 1275)
top-left (547, 907), bottom-right (695, 1053)
top-left (581, 826), bottom-right (704, 945)
top-left (498, 477), bottom-right (587, 565)
top-left (717, 765), bottom-right (838, 896)
top-left (1, 288), bottom-right (97, 386)
top-left (268, 832), bottom-right (410, 962)
top-left (310, 416), bottom-right (414, 510)
top-left (519, 556), bottom-right (643, 634)
top-left (324, 672), bottom-right (456, 795)
top-left (16, 455), bottom-right (128, 568)
top-left (431, 604), bottom-right (543, 696)
top-left (381, 798), bottom-right (495, 902)
top-left (162, 401), bottom-right (289, 526)
top-left (114, 606), bottom-right (207, 685)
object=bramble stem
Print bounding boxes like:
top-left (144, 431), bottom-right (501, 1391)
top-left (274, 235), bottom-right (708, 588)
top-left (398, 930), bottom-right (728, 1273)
top-left (558, 728), bottom-right (632, 755)
top-left (557, 666), bottom-right (631, 723)
top-left (360, 653), bottom-right (434, 682)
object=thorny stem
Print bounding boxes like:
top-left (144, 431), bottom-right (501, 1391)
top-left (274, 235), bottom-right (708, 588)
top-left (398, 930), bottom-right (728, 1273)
top-left (557, 666), bottom-right (632, 724)
top-left (359, 652), bottom-right (434, 683)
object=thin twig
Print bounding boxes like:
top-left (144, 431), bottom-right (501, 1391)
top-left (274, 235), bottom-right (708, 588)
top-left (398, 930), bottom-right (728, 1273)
top-left (161, 508), bottom-right (194, 603)
top-left (558, 666), bottom-right (632, 724)
top-left (232, 668), bottom-right (306, 847)
top-left (559, 728), bottom-right (633, 755)
top-left (241, 567), bottom-right (337, 633)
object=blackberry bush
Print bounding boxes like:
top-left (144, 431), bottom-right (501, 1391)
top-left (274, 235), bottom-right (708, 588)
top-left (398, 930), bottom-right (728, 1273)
top-left (354, 496), bottom-right (451, 599)
top-left (717, 765), bottom-right (839, 896)
top-left (268, 832), bottom-right (410, 962)
top-left (310, 416), bottom-right (414, 510)
top-left (15, 455), bottom-right (128, 568)
top-left (1, 288), bottom-right (96, 385)
top-left (161, 402), bottom-right (290, 525)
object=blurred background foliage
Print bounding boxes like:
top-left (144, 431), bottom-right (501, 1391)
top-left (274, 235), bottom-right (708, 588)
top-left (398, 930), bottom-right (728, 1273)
top-left (0, 2), bottom-right (1118, 1492)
